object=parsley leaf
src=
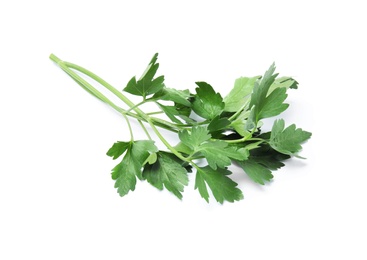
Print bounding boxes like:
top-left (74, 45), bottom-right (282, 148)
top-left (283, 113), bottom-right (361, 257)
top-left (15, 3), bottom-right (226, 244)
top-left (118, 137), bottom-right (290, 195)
top-left (207, 115), bottom-right (231, 134)
top-left (259, 87), bottom-right (289, 118)
top-left (268, 76), bottom-right (298, 94)
top-left (270, 119), bottom-right (312, 156)
top-left (249, 63), bottom-right (278, 114)
top-left (245, 63), bottom-right (291, 128)
top-left (248, 144), bottom-right (290, 170)
top-left (143, 151), bottom-right (189, 199)
top-left (199, 141), bottom-right (248, 170)
top-left (224, 76), bottom-right (260, 112)
top-left (124, 53), bottom-right (164, 98)
top-left (195, 166), bottom-right (243, 203)
top-left (236, 160), bottom-right (273, 185)
top-left (230, 110), bottom-right (251, 137)
top-left (106, 141), bottom-right (130, 159)
top-left (156, 103), bottom-right (183, 124)
top-left (179, 126), bottom-right (248, 169)
top-left (192, 82), bottom-right (224, 120)
top-left (153, 87), bottom-right (191, 106)
top-left (178, 126), bottom-right (211, 150)
top-left (235, 144), bottom-right (291, 184)
top-left (110, 140), bottom-right (158, 196)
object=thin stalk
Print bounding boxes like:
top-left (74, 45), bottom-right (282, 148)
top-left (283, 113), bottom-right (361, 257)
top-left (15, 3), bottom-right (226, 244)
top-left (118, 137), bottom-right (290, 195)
top-left (138, 120), bottom-right (152, 140)
top-left (228, 100), bottom-right (250, 121)
top-left (50, 54), bottom-right (116, 108)
top-left (63, 59), bottom-right (185, 132)
top-left (61, 59), bottom-right (147, 120)
top-left (126, 98), bottom-right (155, 113)
top-left (146, 117), bottom-right (188, 161)
top-left (50, 54), bottom-right (181, 133)
top-left (146, 111), bottom-right (164, 115)
top-left (50, 54), bottom-right (188, 162)
top-left (123, 114), bottom-right (134, 140)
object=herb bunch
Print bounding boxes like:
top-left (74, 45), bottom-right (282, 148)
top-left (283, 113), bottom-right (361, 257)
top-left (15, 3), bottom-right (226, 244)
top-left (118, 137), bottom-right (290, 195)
top-left (50, 53), bottom-right (311, 203)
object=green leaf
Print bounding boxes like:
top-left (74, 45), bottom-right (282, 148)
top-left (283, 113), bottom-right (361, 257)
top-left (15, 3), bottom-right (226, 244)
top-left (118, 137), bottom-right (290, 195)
top-left (174, 102), bottom-right (192, 117)
top-left (195, 166), bottom-right (243, 203)
top-left (244, 105), bottom-right (257, 131)
top-left (249, 63), bottom-right (277, 109)
top-left (192, 82), bottom-right (224, 120)
top-left (258, 87), bottom-right (289, 119)
top-left (106, 141), bottom-right (130, 159)
top-left (194, 171), bottom-right (209, 202)
top-left (236, 160), bottom-right (273, 185)
top-left (249, 144), bottom-right (290, 170)
top-left (199, 141), bottom-right (248, 170)
top-left (230, 110), bottom-right (251, 137)
top-left (268, 76), bottom-right (298, 94)
top-left (235, 144), bottom-right (291, 184)
top-left (270, 119), bottom-right (312, 156)
top-left (143, 152), bottom-right (189, 199)
top-left (174, 102), bottom-right (196, 125)
top-left (224, 76), bottom-right (260, 112)
top-left (207, 116), bottom-right (231, 133)
top-left (178, 126), bottom-right (211, 150)
top-left (112, 151), bottom-right (137, 196)
top-left (111, 140), bottom-right (158, 196)
top-left (249, 63), bottom-right (279, 122)
top-left (123, 53), bottom-right (164, 98)
top-left (174, 142), bottom-right (194, 156)
top-left (144, 152), bottom-right (158, 165)
top-left (179, 126), bottom-right (248, 169)
top-left (153, 87), bottom-right (191, 106)
top-left (156, 103), bottom-right (182, 124)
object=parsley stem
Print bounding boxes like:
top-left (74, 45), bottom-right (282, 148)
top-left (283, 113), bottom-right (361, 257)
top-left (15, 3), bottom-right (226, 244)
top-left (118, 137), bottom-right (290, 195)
top-left (146, 117), bottom-right (188, 161)
top-left (50, 54), bottom-right (188, 162)
top-left (62, 60), bottom-right (139, 114)
top-left (52, 55), bottom-right (180, 132)
top-left (190, 161), bottom-right (201, 171)
top-left (50, 55), bottom-right (148, 124)
top-left (126, 100), bottom-right (149, 113)
top-left (50, 54), bottom-right (117, 108)
top-left (146, 111), bottom-right (164, 115)
top-left (228, 100), bottom-right (250, 121)
top-left (138, 120), bottom-right (152, 140)
top-left (123, 114), bottom-right (134, 140)
top-left (150, 117), bottom-right (180, 131)
top-left (225, 137), bottom-right (265, 144)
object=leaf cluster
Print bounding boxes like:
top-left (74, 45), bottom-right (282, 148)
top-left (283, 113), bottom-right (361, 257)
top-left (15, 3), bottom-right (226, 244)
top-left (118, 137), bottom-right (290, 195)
top-left (50, 52), bottom-right (311, 204)
top-left (107, 54), bottom-right (311, 203)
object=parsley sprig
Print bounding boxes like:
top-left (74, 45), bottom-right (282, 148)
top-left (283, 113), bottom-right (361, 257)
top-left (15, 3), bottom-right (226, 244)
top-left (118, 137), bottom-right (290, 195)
top-left (50, 53), bottom-right (311, 203)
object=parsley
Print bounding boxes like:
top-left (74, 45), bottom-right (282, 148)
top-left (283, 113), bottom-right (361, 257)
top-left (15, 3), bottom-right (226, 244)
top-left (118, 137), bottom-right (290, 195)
top-left (50, 53), bottom-right (311, 204)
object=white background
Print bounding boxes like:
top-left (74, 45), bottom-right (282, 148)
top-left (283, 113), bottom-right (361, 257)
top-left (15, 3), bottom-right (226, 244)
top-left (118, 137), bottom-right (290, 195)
top-left (1, 0), bottom-right (366, 259)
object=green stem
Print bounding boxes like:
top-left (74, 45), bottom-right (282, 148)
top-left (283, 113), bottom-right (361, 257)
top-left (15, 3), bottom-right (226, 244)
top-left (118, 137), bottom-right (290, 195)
top-left (50, 54), bottom-right (182, 133)
top-left (123, 114), bottom-right (134, 140)
top-left (49, 54), bottom-right (153, 136)
top-left (50, 54), bottom-right (118, 109)
top-left (225, 136), bottom-right (266, 144)
top-left (62, 59), bottom-right (140, 115)
top-left (146, 117), bottom-right (187, 161)
top-left (63, 59), bottom-right (185, 132)
top-left (228, 100), bottom-right (250, 121)
top-left (126, 100), bottom-right (148, 113)
top-left (138, 120), bottom-right (152, 140)
top-left (50, 54), bottom-right (188, 162)
top-left (150, 117), bottom-right (181, 131)
top-left (146, 111), bottom-right (164, 115)
top-left (190, 161), bottom-right (201, 171)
